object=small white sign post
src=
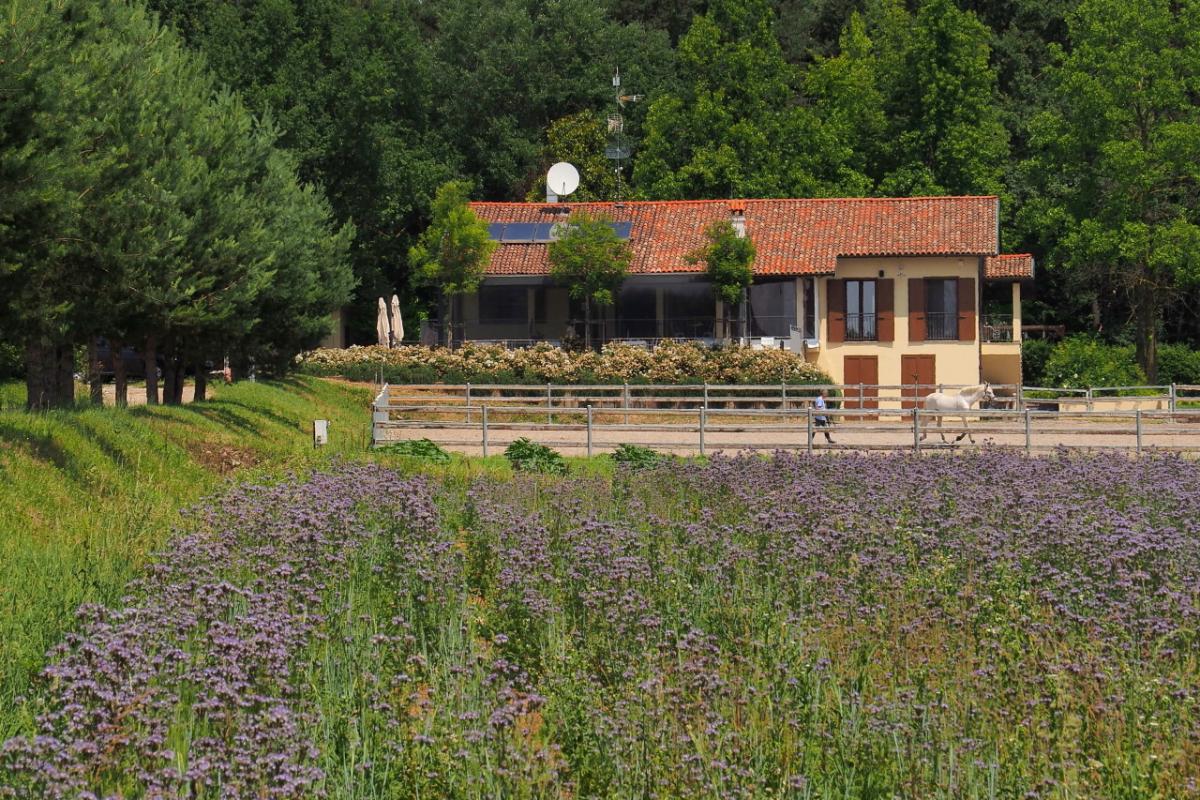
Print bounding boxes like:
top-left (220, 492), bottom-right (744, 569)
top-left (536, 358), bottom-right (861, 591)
top-left (313, 419), bottom-right (329, 447)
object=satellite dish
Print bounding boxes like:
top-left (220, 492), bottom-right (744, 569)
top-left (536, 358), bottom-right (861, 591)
top-left (546, 162), bottom-right (580, 201)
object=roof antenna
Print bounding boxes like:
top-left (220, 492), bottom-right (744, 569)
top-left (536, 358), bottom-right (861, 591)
top-left (607, 67), bottom-right (642, 205)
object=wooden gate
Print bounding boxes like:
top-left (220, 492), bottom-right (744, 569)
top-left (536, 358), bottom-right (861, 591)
top-left (843, 356), bottom-right (879, 415)
top-left (901, 354), bottom-right (936, 409)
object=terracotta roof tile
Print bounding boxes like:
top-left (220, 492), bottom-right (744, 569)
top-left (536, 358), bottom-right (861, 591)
top-left (471, 197), bottom-right (1004, 277)
top-left (984, 253), bottom-right (1035, 279)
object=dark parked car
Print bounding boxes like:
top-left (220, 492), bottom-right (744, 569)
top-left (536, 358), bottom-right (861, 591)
top-left (95, 339), bottom-right (157, 379)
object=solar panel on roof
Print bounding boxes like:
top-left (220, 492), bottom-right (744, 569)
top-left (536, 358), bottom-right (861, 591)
top-left (609, 221), bottom-right (633, 239)
top-left (487, 223), bottom-right (505, 240)
top-left (532, 223), bottom-right (557, 242)
top-left (501, 223), bottom-right (538, 243)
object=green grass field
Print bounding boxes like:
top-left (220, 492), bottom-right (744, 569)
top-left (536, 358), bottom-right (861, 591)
top-left (0, 376), bottom-right (373, 735)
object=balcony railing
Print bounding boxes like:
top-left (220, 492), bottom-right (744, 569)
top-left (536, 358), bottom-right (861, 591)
top-left (926, 312), bottom-right (958, 341)
top-left (981, 313), bottom-right (1014, 342)
top-left (845, 313), bottom-right (877, 341)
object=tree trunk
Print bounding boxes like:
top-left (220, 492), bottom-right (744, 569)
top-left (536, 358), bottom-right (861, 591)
top-left (58, 345), bottom-right (75, 405)
top-left (88, 339), bottom-right (103, 406)
top-left (113, 339), bottom-right (128, 408)
top-left (23, 340), bottom-right (76, 410)
top-left (1134, 281), bottom-right (1158, 383)
top-left (24, 341), bottom-right (54, 411)
top-left (739, 288), bottom-right (749, 343)
top-left (162, 351), bottom-right (185, 406)
top-left (143, 335), bottom-right (158, 406)
top-left (194, 358), bottom-right (207, 402)
top-left (584, 298), bottom-right (592, 351)
top-left (443, 294), bottom-right (453, 349)
top-left (173, 357), bottom-right (186, 404)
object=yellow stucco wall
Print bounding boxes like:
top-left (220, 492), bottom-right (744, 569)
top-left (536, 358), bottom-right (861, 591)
top-left (815, 257), bottom-right (984, 393)
top-left (981, 352), bottom-right (1022, 386)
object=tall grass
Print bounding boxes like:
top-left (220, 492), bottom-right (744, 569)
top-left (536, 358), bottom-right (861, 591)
top-left (0, 376), bottom-right (371, 735)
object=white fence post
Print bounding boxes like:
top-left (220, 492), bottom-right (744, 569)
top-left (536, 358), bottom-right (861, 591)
top-left (465, 382), bottom-right (472, 424)
top-left (699, 407), bottom-right (707, 456)
top-left (913, 408), bottom-right (920, 453)
top-left (1086, 388), bottom-right (1094, 412)
top-left (1170, 383), bottom-right (1177, 416)
top-left (781, 381), bottom-right (787, 411)
top-left (1024, 408), bottom-right (1032, 456)
top-left (481, 404), bottom-right (489, 457)
top-left (1135, 409), bottom-right (1142, 455)
top-left (703, 382), bottom-right (709, 411)
top-left (623, 381), bottom-right (630, 425)
top-left (587, 405), bottom-right (593, 458)
top-left (546, 383), bottom-right (552, 425)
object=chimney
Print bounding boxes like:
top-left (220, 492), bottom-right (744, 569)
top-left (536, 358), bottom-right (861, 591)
top-left (730, 200), bottom-right (746, 238)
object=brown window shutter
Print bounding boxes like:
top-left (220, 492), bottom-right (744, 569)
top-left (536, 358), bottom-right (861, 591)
top-left (876, 279), bottom-right (894, 342)
top-left (908, 278), bottom-right (926, 342)
top-left (957, 277), bottom-right (976, 341)
top-left (827, 279), bottom-right (845, 343)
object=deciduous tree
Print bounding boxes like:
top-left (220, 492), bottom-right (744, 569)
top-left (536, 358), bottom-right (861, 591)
top-left (687, 220), bottom-right (755, 340)
top-left (409, 181), bottom-right (496, 347)
top-left (1023, 0), bottom-right (1200, 380)
top-left (548, 212), bottom-right (632, 349)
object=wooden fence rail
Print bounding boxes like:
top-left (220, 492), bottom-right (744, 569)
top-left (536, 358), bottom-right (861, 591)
top-left (370, 383), bottom-right (1200, 456)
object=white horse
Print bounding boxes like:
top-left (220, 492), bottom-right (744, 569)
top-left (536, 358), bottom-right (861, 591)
top-left (920, 383), bottom-right (994, 444)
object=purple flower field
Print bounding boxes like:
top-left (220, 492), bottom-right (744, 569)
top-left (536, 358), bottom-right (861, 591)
top-left (3, 452), bottom-right (1200, 798)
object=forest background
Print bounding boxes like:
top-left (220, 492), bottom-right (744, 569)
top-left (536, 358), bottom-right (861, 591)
top-left (3, 0), bottom-right (1199, 404)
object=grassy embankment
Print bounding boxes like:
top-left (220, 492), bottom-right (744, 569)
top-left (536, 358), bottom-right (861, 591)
top-left (0, 376), bottom-right (374, 735)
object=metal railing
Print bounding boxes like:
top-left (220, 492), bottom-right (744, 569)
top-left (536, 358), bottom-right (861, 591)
top-left (844, 314), bottom-right (877, 341)
top-left (371, 382), bottom-right (1200, 454)
top-left (925, 312), bottom-right (958, 340)
top-left (981, 314), bottom-right (1014, 342)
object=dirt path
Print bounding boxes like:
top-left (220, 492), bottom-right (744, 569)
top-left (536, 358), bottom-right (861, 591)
top-left (376, 415), bottom-right (1200, 457)
top-left (101, 384), bottom-right (195, 406)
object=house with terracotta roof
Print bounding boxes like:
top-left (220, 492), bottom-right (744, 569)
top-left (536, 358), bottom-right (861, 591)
top-left (462, 196), bottom-right (1033, 398)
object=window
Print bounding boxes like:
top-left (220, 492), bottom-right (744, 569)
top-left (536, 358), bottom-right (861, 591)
top-left (478, 285), bottom-right (528, 323)
top-left (925, 279), bottom-right (958, 340)
top-left (749, 280), bottom-right (796, 337)
top-left (845, 279), bottom-right (877, 340)
top-left (803, 277), bottom-right (816, 340)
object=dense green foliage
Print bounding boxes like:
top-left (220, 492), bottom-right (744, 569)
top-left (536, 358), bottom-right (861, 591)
top-left (377, 438), bottom-right (453, 463)
top-left (0, 376), bottom-right (371, 735)
top-left (1042, 336), bottom-right (1147, 389)
top-left (609, 442), bottom-right (665, 469)
top-left (547, 212), bottom-right (632, 349)
top-left (504, 437), bottom-right (568, 474)
top-left (131, 0), bottom-right (1200, 375)
top-left (1024, 336), bottom-right (1200, 387)
top-left (7, 0), bottom-right (1200, 389)
top-left (0, 0), bottom-right (354, 409)
top-left (409, 181), bottom-right (496, 346)
top-left (688, 220), bottom-right (756, 338)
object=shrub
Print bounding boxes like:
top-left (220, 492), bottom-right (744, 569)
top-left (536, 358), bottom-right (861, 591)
top-left (504, 438), bottom-right (567, 474)
top-left (1042, 335), bottom-right (1146, 389)
top-left (0, 343), bottom-right (22, 381)
top-left (377, 438), bottom-right (451, 463)
top-left (297, 342), bottom-right (831, 386)
top-left (1021, 338), bottom-right (1053, 385)
top-left (1157, 343), bottom-right (1200, 385)
top-left (610, 443), bottom-right (664, 470)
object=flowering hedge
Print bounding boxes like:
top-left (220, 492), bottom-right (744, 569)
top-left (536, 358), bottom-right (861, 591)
top-left (298, 341), bottom-right (830, 385)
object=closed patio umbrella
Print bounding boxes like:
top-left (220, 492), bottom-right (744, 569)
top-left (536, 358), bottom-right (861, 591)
top-left (390, 294), bottom-right (404, 346)
top-left (376, 298), bottom-right (390, 347)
